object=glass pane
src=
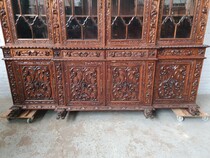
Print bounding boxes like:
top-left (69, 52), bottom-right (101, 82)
top-left (12, 0), bottom-right (48, 39)
top-left (160, 0), bottom-right (194, 39)
top-left (111, 0), bottom-right (144, 40)
top-left (120, 0), bottom-right (135, 15)
top-left (65, 0), bottom-right (98, 40)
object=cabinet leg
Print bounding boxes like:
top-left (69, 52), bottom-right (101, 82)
top-left (144, 108), bottom-right (155, 119)
top-left (56, 109), bottom-right (67, 120)
top-left (8, 106), bottom-right (22, 118)
top-left (188, 106), bottom-right (200, 116)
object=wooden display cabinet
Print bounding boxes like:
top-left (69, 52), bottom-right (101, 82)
top-left (0, 0), bottom-right (209, 119)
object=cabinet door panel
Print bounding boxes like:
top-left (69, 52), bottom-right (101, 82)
top-left (154, 60), bottom-right (193, 104)
top-left (13, 61), bottom-right (56, 105)
top-left (65, 62), bottom-right (105, 106)
top-left (107, 61), bottom-right (145, 106)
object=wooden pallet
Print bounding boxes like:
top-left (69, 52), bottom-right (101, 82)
top-left (172, 109), bottom-right (209, 122)
top-left (0, 110), bottom-right (37, 123)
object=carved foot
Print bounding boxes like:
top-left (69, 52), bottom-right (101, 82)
top-left (8, 106), bottom-right (22, 118)
top-left (144, 109), bottom-right (155, 119)
top-left (56, 109), bottom-right (67, 120)
top-left (188, 106), bottom-right (200, 116)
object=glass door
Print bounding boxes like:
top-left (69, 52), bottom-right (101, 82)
top-left (60, 0), bottom-right (104, 47)
top-left (106, 0), bottom-right (146, 47)
top-left (9, 0), bottom-right (53, 44)
top-left (159, 0), bottom-right (196, 44)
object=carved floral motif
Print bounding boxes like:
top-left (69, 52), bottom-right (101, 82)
top-left (112, 66), bottom-right (140, 101)
top-left (22, 66), bottom-right (52, 100)
top-left (63, 51), bottom-right (101, 58)
top-left (55, 63), bottom-right (64, 105)
top-left (70, 67), bottom-right (98, 101)
top-left (52, 0), bottom-right (61, 43)
top-left (108, 52), bottom-right (147, 58)
top-left (158, 65), bottom-right (187, 99)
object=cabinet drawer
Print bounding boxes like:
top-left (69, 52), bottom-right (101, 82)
top-left (11, 49), bottom-right (53, 58)
top-left (106, 50), bottom-right (156, 60)
top-left (61, 50), bottom-right (105, 60)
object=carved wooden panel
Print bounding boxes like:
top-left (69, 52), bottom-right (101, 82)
top-left (154, 60), bottom-right (193, 104)
top-left (107, 61), bottom-right (145, 106)
top-left (13, 61), bottom-right (55, 104)
top-left (65, 62), bottom-right (105, 106)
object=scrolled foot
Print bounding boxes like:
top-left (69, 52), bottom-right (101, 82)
top-left (144, 109), bottom-right (155, 119)
top-left (8, 106), bottom-right (22, 118)
top-left (56, 109), bottom-right (67, 120)
top-left (188, 106), bottom-right (200, 116)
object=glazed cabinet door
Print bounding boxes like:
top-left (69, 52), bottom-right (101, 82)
top-left (3, 0), bottom-right (53, 45)
top-left (59, 0), bottom-right (104, 47)
top-left (64, 62), bottom-right (105, 106)
top-left (107, 61), bottom-right (153, 107)
top-left (9, 61), bottom-right (56, 106)
top-left (106, 0), bottom-right (146, 47)
top-left (158, 0), bottom-right (209, 45)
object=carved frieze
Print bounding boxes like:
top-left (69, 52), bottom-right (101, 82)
top-left (158, 64), bottom-right (187, 99)
top-left (21, 66), bottom-right (52, 100)
top-left (111, 66), bottom-right (140, 101)
top-left (108, 51), bottom-right (147, 58)
top-left (69, 67), bottom-right (98, 101)
top-left (158, 49), bottom-right (205, 57)
top-left (12, 50), bottom-right (53, 57)
top-left (62, 51), bottom-right (103, 59)
top-left (0, 0), bottom-right (12, 43)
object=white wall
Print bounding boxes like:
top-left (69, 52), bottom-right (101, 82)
top-left (0, 12), bottom-right (210, 94)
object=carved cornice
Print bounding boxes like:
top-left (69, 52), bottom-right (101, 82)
top-left (0, 0), bottom-right (12, 43)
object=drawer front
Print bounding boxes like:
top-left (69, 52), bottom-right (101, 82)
top-left (106, 50), bottom-right (157, 60)
top-left (11, 49), bottom-right (53, 58)
top-left (61, 50), bottom-right (105, 60)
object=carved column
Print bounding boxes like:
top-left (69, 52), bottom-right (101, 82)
top-left (0, 0), bottom-right (12, 43)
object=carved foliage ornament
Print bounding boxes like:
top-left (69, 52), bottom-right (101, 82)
top-left (22, 66), bottom-right (52, 100)
top-left (108, 52), bottom-right (147, 58)
top-left (158, 65), bottom-right (187, 99)
top-left (70, 67), bottom-right (98, 101)
top-left (55, 63), bottom-right (64, 105)
top-left (63, 51), bottom-right (101, 58)
top-left (112, 66), bottom-right (140, 101)
top-left (13, 50), bottom-right (53, 57)
top-left (0, 0), bottom-right (11, 43)
top-left (52, 0), bottom-right (61, 43)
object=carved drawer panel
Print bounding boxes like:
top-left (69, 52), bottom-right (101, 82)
top-left (107, 50), bottom-right (157, 60)
top-left (13, 61), bottom-right (56, 105)
top-left (154, 60), bottom-right (195, 104)
top-left (61, 50), bottom-right (105, 60)
top-left (11, 49), bottom-right (53, 58)
top-left (158, 48), bottom-right (206, 58)
top-left (64, 62), bottom-right (105, 106)
top-left (107, 61), bottom-right (154, 106)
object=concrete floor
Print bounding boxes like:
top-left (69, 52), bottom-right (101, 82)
top-left (0, 52), bottom-right (210, 158)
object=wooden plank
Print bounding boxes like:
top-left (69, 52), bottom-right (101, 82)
top-left (0, 110), bottom-right (12, 118)
top-left (172, 109), bottom-right (209, 118)
top-left (0, 110), bottom-right (37, 119)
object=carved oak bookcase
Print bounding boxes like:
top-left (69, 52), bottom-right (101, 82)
top-left (0, 0), bottom-right (209, 119)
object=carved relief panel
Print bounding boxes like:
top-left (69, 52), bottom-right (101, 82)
top-left (154, 60), bottom-right (193, 104)
top-left (107, 61), bottom-right (146, 106)
top-left (13, 61), bottom-right (56, 105)
top-left (65, 62), bottom-right (105, 106)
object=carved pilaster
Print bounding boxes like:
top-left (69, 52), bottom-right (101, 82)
top-left (52, 0), bottom-right (61, 44)
top-left (148, 0), bottom-right (159, 44)
top-left (55, 62), bottom-right (65, 105)
top-left (190, 61), bottom-right (203, 101)
top-left (145, 62), bottom-right (155, 104)
top-left (0, 0), bottom-right (12, 43)
top-left (196, 0), bottom-right (209, 43)
top-left (5, 61), bottom-right (21, 104)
